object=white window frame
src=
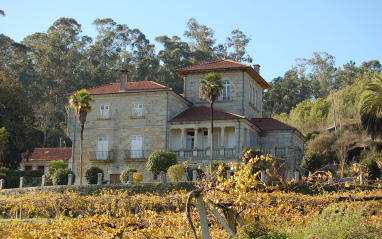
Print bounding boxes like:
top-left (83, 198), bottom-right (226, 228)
top-left (133, 103), bottom-right (144, 117)
top-left (99, 105), bottom-right (110, 119)
top-left (222, 81), bottom-right (231, 100)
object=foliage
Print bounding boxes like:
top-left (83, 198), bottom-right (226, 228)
top-left (360, 75), bottom-right (382, 139)
top-left (52, 168), bottom-right (75, 185)
top-left (167, 164), bottom-right (185, 182)
top-left (146, 151), bottom-right (177, 175)
top-left (301, 151), bottom-right (326, 173)
top-left (0, 72), bottom-right (35, 169)
top-left (236, 222), bottom-right (288, 239)
top-left (24, 170), bottom-right (44, 178)
top-left (84, 167), bottom-right (104, 184)
top-left (187, 167), bottom-right (204, 181)
top-left (120, 168), bottom-right (137, 184)
top-left (47, 160), bottom-right (68, 182)
top-left (0, 168), bottom-right (21, 188)
top-left (360, 147), bottom-right (382, 180)
top-left (132, 172), bottom-right (143, 184)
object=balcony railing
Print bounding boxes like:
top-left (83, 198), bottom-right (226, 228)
top-left (123, 150), bottom-right (150, 161)
top-left (173, 148), bottom-right (236, 159)
top-left (89, 151), bottom-right (114, 162)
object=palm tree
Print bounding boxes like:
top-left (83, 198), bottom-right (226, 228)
top-left (69, 89), bottom-right (93, 185)
top-left (199, 72), bottom-right (223, 172)
top-left (360, 75), bottom-right (382, 140)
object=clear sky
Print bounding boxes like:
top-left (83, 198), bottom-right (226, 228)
top-left (1, 0), bottom-right (381, 82)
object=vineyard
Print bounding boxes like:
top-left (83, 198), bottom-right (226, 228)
top-left (0, 154), bottom-right (382, 238)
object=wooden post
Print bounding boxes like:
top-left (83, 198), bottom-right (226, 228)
top-left (196, 196), bottom-right (210, 239)
top-left (160, 171), bottom-right (165, 184)
top-left (19, 202), bottom-right (22, 220)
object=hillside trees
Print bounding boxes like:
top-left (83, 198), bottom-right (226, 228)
top-left (0, 73), bottom-right (35, 169)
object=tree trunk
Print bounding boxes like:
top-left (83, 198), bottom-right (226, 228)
top-left (210, 102), bottom-right (214, 173)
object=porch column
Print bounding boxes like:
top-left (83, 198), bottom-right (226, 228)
top-left (180, 128), bottom-right (185, 149)
top-left (193, 128), bottom-right (198, 157)
top-left (207, 127), bottom-right (211, 156)
top-left (220, 127), bottom-right (225, 157)
top-left (220, 127), bottom-right (225, 148)
top-left (194, 128), bottom-right (198, 149)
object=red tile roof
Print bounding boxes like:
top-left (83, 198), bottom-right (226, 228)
top-left (170, 106), bottom-right (245, 122)
top-left (175, 60), bottom-right (251, 72)
top-left (175, 60), bottom-right (270, 89)
top-left (23, 148), bottom-right (72, 162)
top-left (250, 118), bottom-right (296, 131)
top-left (85, 81), bottom-right (171, 95)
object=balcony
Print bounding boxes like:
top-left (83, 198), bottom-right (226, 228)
top-left (123, 150), bottom-right (150, 162)
top-left (172, 148), bottom-right (237, 160)
top-left (89, 151), bottom-right (114, 163)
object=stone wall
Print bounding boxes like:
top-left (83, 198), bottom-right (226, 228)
top-left (0, 182), bottom-right (195, 196)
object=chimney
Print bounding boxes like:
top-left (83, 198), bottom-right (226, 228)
top-left (119, 70), bottom-right (129, 92)
top-left (253, 64), bottom-right (260, 74)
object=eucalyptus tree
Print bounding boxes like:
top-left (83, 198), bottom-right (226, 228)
top-left (226, 29), bottom-right (252, 63)
top-left (69, 89), bottom-right (94, 185)
top-left (199, 72), bottom-right (224, 172)
top-left (184, 18), bottom-right (216, 64)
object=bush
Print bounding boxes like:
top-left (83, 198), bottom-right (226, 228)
top-left (301, 151), bottom-right (325, 174)
top-left (236, 221), bottom-right (288, 239)
top-left (85, 167), bottom-right (104, 184)
top-left (187, 167), bottom-right (204, 181)
top-left (52, 168), bottom-right (75, 185)
top-left (25, 170), bottom-right (44, 178)
top-left (238, 148), bottom-right (266, 175)
top-left (168, 164), bottom-right (184, 182)
top-left (212, 161), bottom-right (230, 178)
top-left (147, 151), bottom-right (177, 175)
top-left (360, 146), bottom-right (382, 180)
top-left (133, 172), bottom-right (143, 183)
top-left (47, 160), bottom-right (68, 180)
top-left (120, 168), bottom-right (137, 184)
top-left (0, 168), bottom-right (21, 188)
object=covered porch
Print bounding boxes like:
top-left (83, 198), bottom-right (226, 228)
top-left (169, 125), bottom-right (238, 160)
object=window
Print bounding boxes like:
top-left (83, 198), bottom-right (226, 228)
top-left (255, 89), bottom-right (258, 107)
top-left (133, 103), bottom-right (143, 117)
top-left (222, 81), bottom-right (231, 100)
top-left (100, 105), bottom-right (110, 119)
top-left (131, 135), bottom-right (143, 158)
top-left (97, 136), bottom-right (108, 160)
top-left (186, 131), bottom-right (195, 149)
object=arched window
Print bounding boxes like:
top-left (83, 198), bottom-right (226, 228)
top-left (222, 81), bottom-right (231, 100)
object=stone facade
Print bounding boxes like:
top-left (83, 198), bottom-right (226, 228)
top-left (68, 60), bottom-right (306, 184)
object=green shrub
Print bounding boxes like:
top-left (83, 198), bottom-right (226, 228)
top-left (360, 146), bottom-right (382, 180)
top-left (25, 170), bottom-right (44, 178)
top-left (167, 164), bottom-right (185, 182)
top-left (52, 168), bottom-right (75, 185)
top-left (47, 160), bottom-right (68, 181)
top-left (84, 167), bottom-right (104, 184)
top-left (294, 202), bottom-right (380, 239)
top-left (120, 168), bottom-right (137, 184)
top-left (147, 151), bottom-right (177, 175)
top-left (133, 172), bottom-right (143, 183)
top-left (301, 151), bottom-right (325, 174)
top-left (0, 168), bottom-right (21, 188)
top-left (212, 161), bottom-right (230, 178)
top-left (187, 167), bottom-right (204, 181)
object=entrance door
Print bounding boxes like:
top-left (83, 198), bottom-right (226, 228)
top-left (110, 174), bottom-right (121, 184)
top-left (97, 136), bottom-right (108, 160)
top-left (186, 131), bottom-right (195, 149)
top-left (131, 135), bottom-right (143, 158)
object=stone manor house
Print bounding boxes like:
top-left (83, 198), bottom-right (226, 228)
top-left (68, 60), bottom-right (306, 184)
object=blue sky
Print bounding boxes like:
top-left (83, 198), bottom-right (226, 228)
top-left (1, 0), bottom-right (381, 82)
